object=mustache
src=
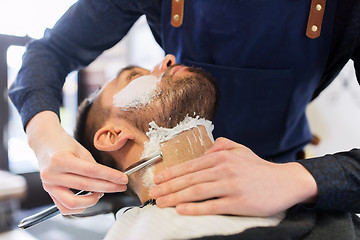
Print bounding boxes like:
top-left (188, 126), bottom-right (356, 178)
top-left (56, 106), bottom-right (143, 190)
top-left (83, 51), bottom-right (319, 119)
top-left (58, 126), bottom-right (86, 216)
top-left (162, 63), bottom-right (218, 94)
top-left (167, 63), bottom-right (183, 71)
top-left (164, 63), bottom-right (209, 78)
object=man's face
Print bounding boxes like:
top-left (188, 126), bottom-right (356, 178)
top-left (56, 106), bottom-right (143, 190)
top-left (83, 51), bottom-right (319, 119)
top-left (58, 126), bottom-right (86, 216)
top-left (99, 55), bottom-right (194, 109)
top-left (85, 54), bottom-right (217, 186)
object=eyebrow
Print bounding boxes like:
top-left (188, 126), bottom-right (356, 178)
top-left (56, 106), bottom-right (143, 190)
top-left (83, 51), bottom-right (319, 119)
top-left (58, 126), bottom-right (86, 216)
top-left (117, 65), bottom-right (140, 79)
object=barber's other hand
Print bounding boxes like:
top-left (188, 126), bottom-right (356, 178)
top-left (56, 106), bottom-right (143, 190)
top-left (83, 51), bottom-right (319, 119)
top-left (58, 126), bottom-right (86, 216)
top-left (150, 137), bottom-right (318, 217)
top-left (26, 111), bottom-right (128, 215)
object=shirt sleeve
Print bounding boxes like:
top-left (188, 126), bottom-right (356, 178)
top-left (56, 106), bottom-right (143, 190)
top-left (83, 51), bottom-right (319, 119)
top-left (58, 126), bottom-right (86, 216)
top-left (8, 0), bottom-right (142, 128)
top-left (297, 149), bottom-right (360, 212)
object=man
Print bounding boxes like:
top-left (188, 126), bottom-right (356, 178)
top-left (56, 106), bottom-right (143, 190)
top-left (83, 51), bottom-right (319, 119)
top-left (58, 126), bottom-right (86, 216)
top-left (74, 56), bottom-right (359, 240)
top-left (73, 54), bottom-right (219, 203)
top-left (8, 0), bottom-right (360, 217)
top-left (73, 56), bottom-right (286, 239)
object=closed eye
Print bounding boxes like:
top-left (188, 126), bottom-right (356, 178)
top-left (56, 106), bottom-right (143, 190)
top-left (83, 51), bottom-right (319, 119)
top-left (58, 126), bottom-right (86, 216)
top-left (127, 72), bottom-right (142, 82)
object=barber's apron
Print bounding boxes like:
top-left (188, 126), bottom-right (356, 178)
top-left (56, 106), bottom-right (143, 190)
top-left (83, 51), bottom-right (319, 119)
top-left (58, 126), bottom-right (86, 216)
top-left (160, 0), bottom-right (337, 162)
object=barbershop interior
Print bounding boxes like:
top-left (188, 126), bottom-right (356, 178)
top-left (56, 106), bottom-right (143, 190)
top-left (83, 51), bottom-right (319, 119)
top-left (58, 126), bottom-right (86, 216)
top-left (1, 1), bottom-right (360, 240)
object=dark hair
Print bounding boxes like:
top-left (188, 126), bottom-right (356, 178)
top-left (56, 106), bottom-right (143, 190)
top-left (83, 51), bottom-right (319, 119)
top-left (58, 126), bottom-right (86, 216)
top-left (74, 92), bottom-right (116, 168)
top-left (74, 66), bottom-right (218, 168)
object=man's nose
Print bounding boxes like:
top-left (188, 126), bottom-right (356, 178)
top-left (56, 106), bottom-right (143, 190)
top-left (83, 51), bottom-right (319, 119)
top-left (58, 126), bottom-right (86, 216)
top-left (151, 54), bottom-right (176, 77)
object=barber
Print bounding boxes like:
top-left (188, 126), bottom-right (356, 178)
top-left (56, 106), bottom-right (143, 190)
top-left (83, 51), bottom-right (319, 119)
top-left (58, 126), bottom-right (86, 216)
top-left (9, 0), bottom-right (360, 216)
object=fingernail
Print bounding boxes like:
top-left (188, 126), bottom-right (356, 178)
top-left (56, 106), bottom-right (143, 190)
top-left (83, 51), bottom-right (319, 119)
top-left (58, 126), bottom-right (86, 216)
top-left (150, 187), bottom-right (161, 197)
top-left (98, 193), bottom-right (104, 199)
top-left (154, 174), bottom-right (164, 184)
top-left (119, 177), bottom-right (128, 184)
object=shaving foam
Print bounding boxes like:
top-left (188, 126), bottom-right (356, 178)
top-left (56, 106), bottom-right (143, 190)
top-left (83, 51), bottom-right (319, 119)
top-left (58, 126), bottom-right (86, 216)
top-left (141, 116), bottom-right (214, 189)
top-left (113, 75), bottom-right (161, 108)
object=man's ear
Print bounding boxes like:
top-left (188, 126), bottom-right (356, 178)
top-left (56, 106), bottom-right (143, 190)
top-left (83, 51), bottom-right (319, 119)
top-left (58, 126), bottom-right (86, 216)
top-left (94, 126), bottom-right (135, 152)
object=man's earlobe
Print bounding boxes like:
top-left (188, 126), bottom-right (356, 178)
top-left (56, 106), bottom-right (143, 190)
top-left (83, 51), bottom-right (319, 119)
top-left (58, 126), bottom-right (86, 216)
top-left (94, 126), bottom-right (135, 152)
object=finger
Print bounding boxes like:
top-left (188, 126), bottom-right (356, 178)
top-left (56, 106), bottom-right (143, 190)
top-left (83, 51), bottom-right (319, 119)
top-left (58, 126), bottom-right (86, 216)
top-left (204, 137), bottom-right (242, 155)
top-left (175, 198), bottom-right (235, 216)
top-left (51, 153), bottom-right (128, 184)
top-left (176, 197), bottom-right (279, 217)
top-left (154, 153), bottom-right (219, 184)
top-left (42, 172), bottom-right (127, 193)
top-left (50, 194), bottom-right (86, 215)
top-left (150, 168), bottom-right (217, 198)
top-left (156, 180), bottom-right (227, 208)
top-left (47, 186), bottom-right (103, 211)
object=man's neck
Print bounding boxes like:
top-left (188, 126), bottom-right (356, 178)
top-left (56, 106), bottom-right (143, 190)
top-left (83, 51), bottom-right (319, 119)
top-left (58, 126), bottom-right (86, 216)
top-left (133, 125), bottom-right (214, 203)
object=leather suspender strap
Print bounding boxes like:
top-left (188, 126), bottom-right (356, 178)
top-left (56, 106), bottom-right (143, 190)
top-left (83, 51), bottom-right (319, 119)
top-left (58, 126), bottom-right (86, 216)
top-left (170, 0), bottom-right (326, 36)
top-left (171, 0), bottom-right (184, 28)
top-left (306, 0), bottom-right (326, 39)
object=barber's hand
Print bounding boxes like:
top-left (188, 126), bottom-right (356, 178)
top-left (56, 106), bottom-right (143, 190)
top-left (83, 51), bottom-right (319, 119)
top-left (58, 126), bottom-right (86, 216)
top-left (150, 137), bottom-right (318, 217)
top-left (26, 111), bottom-right (128, 215)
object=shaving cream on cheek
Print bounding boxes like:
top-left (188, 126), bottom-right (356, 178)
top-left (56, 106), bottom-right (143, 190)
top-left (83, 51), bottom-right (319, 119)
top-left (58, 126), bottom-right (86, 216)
top-left (113, 75), bottom-right (161, 108)
top-left (140, 116), bottom-right (215, 190)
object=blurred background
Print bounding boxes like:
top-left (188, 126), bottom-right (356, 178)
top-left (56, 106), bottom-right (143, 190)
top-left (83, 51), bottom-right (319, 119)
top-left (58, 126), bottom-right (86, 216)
top-left (0, 1), bottom-right (359, 239)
